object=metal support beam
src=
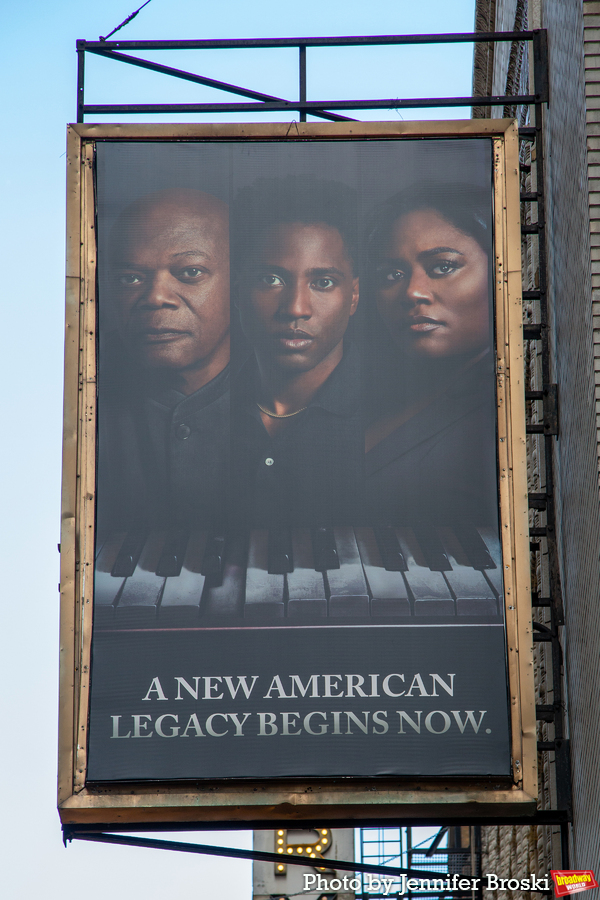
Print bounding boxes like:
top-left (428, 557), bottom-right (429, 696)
top-left (533, 29), bottom-right (550, 105)
top-left (79, 31), bottom-right (540, 51)
top-left (81, 94), bottom-right (537, 118)
top-left (85, 46), bottom-right (350, 122)
top-left (63, 831), bottom-right (446, 879)
top-left (63, 807), bottom-right (571, 836)
top-left (299, 45), bottom-right (307, 122)
top-left (76, 40), bottom-right (85, 124)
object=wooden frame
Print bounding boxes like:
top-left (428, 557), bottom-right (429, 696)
top-left (58, 119), bottom-right (536, 827)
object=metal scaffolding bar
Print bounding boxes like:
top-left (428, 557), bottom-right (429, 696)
top-left (81, 31), bottom-right (540, 50)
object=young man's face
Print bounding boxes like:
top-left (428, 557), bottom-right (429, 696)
top-left (238, 222), bottom-right (359, 373)
top-left (111, 193), bottom-right (230, 378)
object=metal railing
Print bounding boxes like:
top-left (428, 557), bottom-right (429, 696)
top-left (75, 30), bottom-right (548, 122)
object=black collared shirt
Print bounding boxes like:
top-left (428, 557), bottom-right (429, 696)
top-left (231, 344), bottom-right (365, 527)
top-left (97, 355), bottom-right (230, 534)
top-left (365, 355), bottom-right (498, 525)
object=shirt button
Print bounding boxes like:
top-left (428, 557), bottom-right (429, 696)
top-left (265, 457), bottom-right (274, 466)
top-left (176, 424), bottom-right (191, 441)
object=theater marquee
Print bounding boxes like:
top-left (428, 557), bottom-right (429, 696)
top-left (58, 120), bottom-right (536, 828)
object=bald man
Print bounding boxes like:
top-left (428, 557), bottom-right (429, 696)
top-left (97, 189), bottom-right (231, 533)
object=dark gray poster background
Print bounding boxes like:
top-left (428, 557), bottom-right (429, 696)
top-left (89, 138), bottom-right (510, 781)
top-left (87, 625), bottom-right (510, 780)
top-left (96, 138), bottom-right (491, 228)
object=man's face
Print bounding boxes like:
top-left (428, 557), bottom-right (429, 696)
top-left (112, 197), bottom-right (230, 375)
top-left (238, 222), bottom-right (359, 372)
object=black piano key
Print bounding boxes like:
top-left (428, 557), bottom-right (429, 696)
top-left (412, 526), bottom-right (452, 572)
top-left (311, 526), bottom-right (339, 571)
top-left (156, 529), bottom-right (189, 578)
top-left (438, 527), bottom-right (497, 616)
top-left (202, 533), bottom-right (247, 617)
top-left (477, 527), bottom-right (504, 598)
top-left (287, 528), bottom-right (328, 617)
top-left (159, 531), bottom-right (207, 625)
top-left (111, 530), bottom-right (147, 577)
top-left (327, 527), bottom-right (370, 616)
top-left (355, 527), bottom-right (410, 616)
top-left (268, 528), bottom-right (294, 574)
top-left (396, 528), bottom-right (455, 615)
top-left (201, 533), bottom-right (226, 580)
top-left (454, 524), bottom-right (497, 569)
top-left (245, 530), bottom-right (285, 619)
top-left (94, 532), bottom-right (128, 622)
top-left (374, 525), bottom-right (408, 572)
top-left (115, 531), bottom-right (166, 625)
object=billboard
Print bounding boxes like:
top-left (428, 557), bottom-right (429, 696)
top-left (59, 122), bottom-right (535, 827)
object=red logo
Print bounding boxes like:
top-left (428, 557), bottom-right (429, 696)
top-left (551, 871), bottom-right (598, 896)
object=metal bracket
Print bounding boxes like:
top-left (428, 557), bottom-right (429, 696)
top-left (62, 831), bottom-right (447, 879)
top-left (533, 29), bottom-right (550, 105)
top-left (525, 385), bottom-right (559, 435)
top-left (542, 383), bottom-right (559, 435)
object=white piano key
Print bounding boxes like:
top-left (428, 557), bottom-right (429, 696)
top-left (159, 531), bottom-right (207, 625)
top-left (94, 532), bottom-right (127, 621)
top-left (438, 527), bottom-right (497, 615)
top-left (311, 526), bottom-right (339, 571)
top-left (244, 530), bottom-right (285, 619)
top-left (115, 531), bottom-right (166, 625)
top-left (268, 528), bottom-right (293, 574)
top-left (328, 526), bottom-right (370, 616)
top-left (201, 534), bottom-right (226, 579)
top-left (355, 527), bottom-right (410, 616)
top-left (395, 527), bottom-right (455, 615)
top-left (477, 526), bottom-right (504, 598)
top-left (156, 529), bottom-right (189, 577)
top-left (287, 528), bottom-right (328, 617)
top-left (202, 534), bottom-right (246, 617)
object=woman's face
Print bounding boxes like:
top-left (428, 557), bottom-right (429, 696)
top-left (375, 208), bottom-right (490, 358)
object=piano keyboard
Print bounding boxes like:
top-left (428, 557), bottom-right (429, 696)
top-left (94, 525), bottom-right (503, 626)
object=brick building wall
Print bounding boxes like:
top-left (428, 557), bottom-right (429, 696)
top-left (474, 0), bottom-right (600, 888)
top-left (585, 2), bottom-right (600, 476)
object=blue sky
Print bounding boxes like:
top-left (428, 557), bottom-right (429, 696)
top-left (0, 2), bottom-right (476, 897)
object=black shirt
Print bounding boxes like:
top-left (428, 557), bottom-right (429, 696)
top-left (97, 352), bottom-right (230, 535)
top-left (231, 343), bottom-right (365, 528)
top-left (365, 355), bottom-right (498, 526)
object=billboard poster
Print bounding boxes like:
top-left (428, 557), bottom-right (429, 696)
top-left (86, 135), bottom-right (511, 782)
top-left (58, 122), bottom-right (535, 824)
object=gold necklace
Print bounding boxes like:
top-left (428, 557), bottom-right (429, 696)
top-left (257, 402), bottom-right (308, 419)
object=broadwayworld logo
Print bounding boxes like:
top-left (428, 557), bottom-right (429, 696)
top-left (551, 871), bottom-right (599, 896)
